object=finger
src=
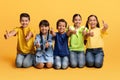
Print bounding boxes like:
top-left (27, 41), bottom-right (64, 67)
top-left (6, 30), bottom-right (8, 34)
top-left (102, 20), bottom-right (105, 24)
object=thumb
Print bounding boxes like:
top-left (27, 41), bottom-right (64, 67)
top-left (6, 30), bottom-right (8, 34)
top-left (102, 20), bottom-right (105, 24)
top-left (68, 25), bottom-right (71, 30)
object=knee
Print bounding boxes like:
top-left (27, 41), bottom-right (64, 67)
top-left (16, 60), bottom-right (22, 68)
top-left (95, 61), bottom-right (103, 68)
top-left (86, 59), bottom-right (94, 67)
top-left (46, 62), bottom-right (53, 68)
top-left (70, 61), bottom-right (77, 68)
top-left (35, 63), bottom-right (44, 69)
top-left (78, 62), bottom-right (85, 68)
top-left (62, 63), bottom-right (68, 69)
top-left (23, 61), bottom-right (32, 68)
top-left (54, 63), bottom-right (61, 69)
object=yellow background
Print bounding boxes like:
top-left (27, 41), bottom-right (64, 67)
top-left (0, 0), bottom-right (120, 80)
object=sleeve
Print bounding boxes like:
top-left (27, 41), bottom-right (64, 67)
top-left (100, 29), bottom-right (108, 38)
top-left (13, 27), bottom-right (19, 33)
top-left (29, 27), bottom-right (36, 36)
top-left (48, 34), bottom-right (53, 47)
top-left (34, 34), bottom-right (41, 46)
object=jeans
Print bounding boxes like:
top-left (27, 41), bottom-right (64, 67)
top-left (16, 53), bottom-right (33, 68)
top-left (54, 56), bottom-right (69, 69)
top-left (86, 48), bottom-right (104, 68)
top-left (70, 51), bottom-right (85, 68)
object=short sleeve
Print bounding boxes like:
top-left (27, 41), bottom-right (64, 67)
top-left (13, 27), bottom-right (19, 33)
top-left (29, 27), bottom-right (36, 36)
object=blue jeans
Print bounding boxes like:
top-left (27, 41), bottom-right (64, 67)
top-left (86, 48), bottom-right (104, 68)
top-left (54, 56), bottom-right (69, 69)
top-left (16, 53), bottom-right (34, 68)
top-left (70, 51), bottom-right (85, 68)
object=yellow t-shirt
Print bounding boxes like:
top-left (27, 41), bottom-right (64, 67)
top-left (14, 26), bottom-right (35, 54)
top-left (86, 27), bottom-right (107, 49)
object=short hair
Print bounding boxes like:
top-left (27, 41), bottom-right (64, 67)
top-left (56, 19), bottom-right (67, 29)
top-left (20, 13), bottom-right (30, 21)
top-left (39, 20), bottom-right (49, 27)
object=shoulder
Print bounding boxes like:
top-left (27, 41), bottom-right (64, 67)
top-left (35, 34), bottom-right (40, 38)
top-left (69, 26), bottom-right (75, 30)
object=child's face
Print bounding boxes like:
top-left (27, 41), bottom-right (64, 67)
top-left (20, 17), bottom-right (30, 28)
top-left (88, 16), bottom-right (97, 29)
top-left (73, 16), bottom-right (82, 27)
top-left (57, 22), bottom-right (66, 34)
top-left (40, 25), bottom-right (49, 35)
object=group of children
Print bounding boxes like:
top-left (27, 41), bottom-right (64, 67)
top-left (4, 13), bottom-right (108, 69)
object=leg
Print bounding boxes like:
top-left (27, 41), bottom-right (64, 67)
top-left (95, 52), bottom-right (104, 68)
top-left (86, 51), bottom-right (94, 67)
top-left (35, 62), bottom-right (45, 69)
top-left (15, 53), bottom-right (24, 68)
top-left (61, 56), bottom-right (69, 69)
top-left (23, 54), bottom-right (33, 68)
top-left (70, 51), bottom-right (77, 68)
top-left (78, 52), bottom-right (85, 68)
top-left (54, 56), bottom-right (61, 69)
top-left (46, 62), bottom-right (53, 68)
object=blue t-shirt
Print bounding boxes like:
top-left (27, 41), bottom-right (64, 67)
top-left (54, 32), bottom-right (69, 57)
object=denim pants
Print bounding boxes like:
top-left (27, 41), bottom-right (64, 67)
top-left (16, 53), bottom-right (33, 68)
top-left (70, 51), bottom-right (85, 68)
top-left (86, 48), bottom-right (104, 68)
top-left (54, 56), bottom-right (69, 69)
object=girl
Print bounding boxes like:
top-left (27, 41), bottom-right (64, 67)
top-left (4, 13), bottom-right (35, 68)
top-left (34, 20), bottom-right (53, 69)
top-left (51, 19), bottom-right (69, 69)
top-left (85, 15), bottom-right (108, 68)
top-left (68, 14), bottom-right (87, 68)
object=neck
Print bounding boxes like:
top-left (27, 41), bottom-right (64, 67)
top-left (74, 25), bottom-right (80, 29)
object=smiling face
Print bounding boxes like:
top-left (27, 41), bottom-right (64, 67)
top-left (88, 16), bottom-right (98, 29)
top-left (57, 22), bottom-right (66, 34)
top-left (40, 25), bottom-right (49, 35)
top-left (20, 17), bottom-right (30, 28)
top-left (73, 15), bottom-right (82, 27)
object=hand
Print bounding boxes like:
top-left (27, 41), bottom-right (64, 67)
top-left (4, 30), bottom-right (9, 39)
top-left (68, 26), bottom-right (76, 34)
top-left (89, 30), bottom-right (94, 37)
top-left (25, 36), bottom-right (29, 42)
top-left (50, 27), bottom-right (54, 34)
top-left (102, 20), bottom-right (108, 30)
top-left (36, 41), bottom-right (40, 48)
top-left (45, 41), bottom-right (49, 48)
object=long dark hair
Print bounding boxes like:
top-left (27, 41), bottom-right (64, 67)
top-left (39, 20), bottom-right (50, 50)
top-left (85, 15), bottom-right (100, 29)
top-left (72, 14), bottom-right (82, 22)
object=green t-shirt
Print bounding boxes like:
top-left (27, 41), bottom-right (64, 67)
top-left (69, 26), bottom-right (87, 51)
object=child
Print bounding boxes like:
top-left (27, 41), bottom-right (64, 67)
top-left (68, 14), bottom-right (87, 68)
top-left (34, 20), bottom-right (53, 69)
top-left (51, 19), bottom-right (69, 69)
top-left (85, 15), bottom-right (108, 68)
top-left (4, 13), bottom-right (35, 68)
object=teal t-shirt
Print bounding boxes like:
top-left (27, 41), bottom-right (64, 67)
top-left (69, 26), bottom-right (87, 51)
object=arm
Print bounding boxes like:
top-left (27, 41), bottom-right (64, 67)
top-left (25, 31), bottom-right (33, 41)
top-left (102, 20), bottom-right (108, 32)
top-left (34, 35), bottom-right (41, 48)
top-left (50, 27), bottom-right (56, 37)
top-left (66, 26), bottom-right (76, 36)
top-left (45, 35), bottom-right (53, 48)
top-left (4, 30), bottom-right (17, 39)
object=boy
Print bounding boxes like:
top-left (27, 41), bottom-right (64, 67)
top-left (4, 13), bottom-right (35, 68)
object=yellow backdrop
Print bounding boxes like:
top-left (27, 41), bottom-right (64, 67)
top-left (0, 0), bottom-right (120, 80)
